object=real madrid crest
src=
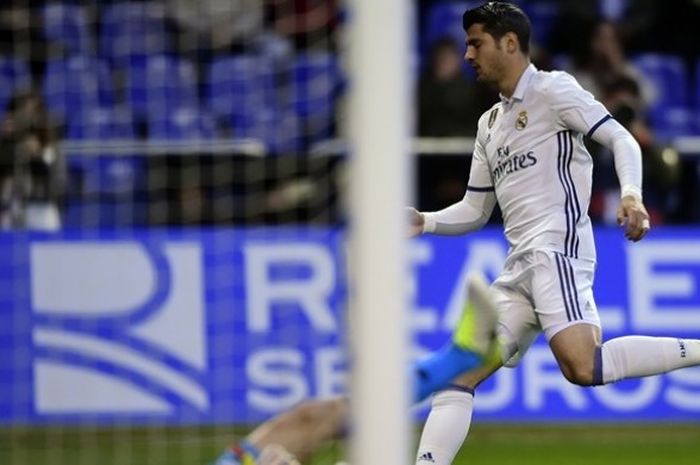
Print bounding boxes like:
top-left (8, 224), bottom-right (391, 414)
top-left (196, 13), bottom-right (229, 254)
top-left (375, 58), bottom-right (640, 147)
top-left (515, 111), bottom-right (528, 130)
top-left (488, 108), bottom-right (499, 129)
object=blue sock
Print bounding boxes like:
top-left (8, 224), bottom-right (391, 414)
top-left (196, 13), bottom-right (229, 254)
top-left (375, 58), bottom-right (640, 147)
top-left (412, 342), bottom-right (482, 402)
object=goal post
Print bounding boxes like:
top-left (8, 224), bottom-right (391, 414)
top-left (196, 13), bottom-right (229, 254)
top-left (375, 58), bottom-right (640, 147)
top-left (348, 1), bottom-right (414, 465)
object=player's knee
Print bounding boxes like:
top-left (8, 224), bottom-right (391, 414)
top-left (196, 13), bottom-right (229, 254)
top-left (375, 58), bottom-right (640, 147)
top-left (560, 363), bottom-right (595, 386)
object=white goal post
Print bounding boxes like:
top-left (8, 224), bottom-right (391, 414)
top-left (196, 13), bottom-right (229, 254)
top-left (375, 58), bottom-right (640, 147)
top-left (348, 0), bottom-right (413, 464)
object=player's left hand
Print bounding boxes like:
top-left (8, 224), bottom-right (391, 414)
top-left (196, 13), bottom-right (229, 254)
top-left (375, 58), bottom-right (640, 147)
top-left (617, 195), bottom-right (650, 242)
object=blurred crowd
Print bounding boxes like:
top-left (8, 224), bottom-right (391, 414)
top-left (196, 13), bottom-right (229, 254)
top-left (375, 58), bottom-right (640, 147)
top-left (0, 0), bottom-right (699, 228)
top-left (417, 0), bottom-right (700, 225)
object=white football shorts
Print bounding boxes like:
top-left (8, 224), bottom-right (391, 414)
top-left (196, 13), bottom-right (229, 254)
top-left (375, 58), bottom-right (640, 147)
top-left (490, 249), bottom-right (601, 367)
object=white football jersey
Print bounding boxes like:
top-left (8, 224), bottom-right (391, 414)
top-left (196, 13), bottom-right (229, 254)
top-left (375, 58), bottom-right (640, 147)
top-left (467, 64), bottom-right (612, 262)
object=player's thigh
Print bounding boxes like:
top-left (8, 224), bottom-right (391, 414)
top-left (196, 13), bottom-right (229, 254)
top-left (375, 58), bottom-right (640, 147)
top-left (530, 251), bottom-right (601, 343)
top-left (549, 323), bottom-right (601, 367)
top-left (491, 282), bottom-right (540, 368)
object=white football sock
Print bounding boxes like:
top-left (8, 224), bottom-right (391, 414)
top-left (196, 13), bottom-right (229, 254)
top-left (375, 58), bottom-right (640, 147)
top-left (600, 336), bottom-right (700, 384)
top-left (414, 389), bottom-right (474, 465)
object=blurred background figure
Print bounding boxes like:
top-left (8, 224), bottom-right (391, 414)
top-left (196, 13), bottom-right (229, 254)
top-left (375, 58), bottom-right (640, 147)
top-left (565, 19), bottom-right (656, 110)
top-left (0, 3), bottom-right (56, 84)
top-left (0, 90), bottom-right (65, 230)
top-left (417, 37), bottom-right (495, 138)
top-left (416, 37), bottom-right (497, 214)
top-left (166, 0), bottom-right (264, 55)
top-left (588, 75), bottom-right (681, 225)
top-left (264, 0), bottom-right (340, 52)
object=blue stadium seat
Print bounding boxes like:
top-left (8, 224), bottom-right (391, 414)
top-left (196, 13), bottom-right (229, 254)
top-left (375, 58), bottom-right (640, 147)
top-left (43, 56), bottom-right (115, 123)
top-left (283, 53), bottom-right (342, 144)
top-left (244, 110), bottom-right (303, 155)
top-left (125, 55), bottom-right (198, 122)
top-left (286, 53), bottom-right (339, 117)
top-left (522, 1), bottom-right (559, 45)
top-left (100, 2), bottom-right (171, 68)
top-left (66, 107), bottom-right (135, 140)
top-left (148, 107), bottom-right (216, 140)
top-left (424, 1), bottom-right (482, 54)
top-left (42, 4), bottom-right (94, 56)
top-left (0, 58), bottom-right (31, 119)
top-left (695, 59), bottom-right (700, 134)
top-left (633, 54), bottom-right (691, 137)
top-left (633, 54), bottom-right (688, 107)
top-left (207, 55), bottom-right (277, 130)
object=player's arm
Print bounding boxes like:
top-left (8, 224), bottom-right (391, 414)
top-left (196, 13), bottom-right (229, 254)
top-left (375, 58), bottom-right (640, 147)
top-left (409, 137), bottom-right (496, 237)
top-left (547, 73), bottom-right (650, 242)
top-left (588, 118), bottom-right (649, 241)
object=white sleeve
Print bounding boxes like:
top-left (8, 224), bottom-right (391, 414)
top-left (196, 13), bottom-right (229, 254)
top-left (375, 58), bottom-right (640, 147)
top-left (546, 72), bottom-right (643, 199)
top-left (546, 72), bottom-right (612, 137)
top-left (423, 137), bottom-right (496, 235)
top-left (589, 117), bottom-right (643, 199)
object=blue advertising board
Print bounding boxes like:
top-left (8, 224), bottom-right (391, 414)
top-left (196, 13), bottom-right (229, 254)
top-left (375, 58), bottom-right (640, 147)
top-left (0, 227), bottom-right (699, 425)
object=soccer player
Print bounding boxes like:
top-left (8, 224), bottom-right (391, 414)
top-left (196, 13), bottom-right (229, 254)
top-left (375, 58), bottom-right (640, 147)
top-left (213, 273), bottom-right (501, 465)
top-left (409, 3), bottom-right (700, 465)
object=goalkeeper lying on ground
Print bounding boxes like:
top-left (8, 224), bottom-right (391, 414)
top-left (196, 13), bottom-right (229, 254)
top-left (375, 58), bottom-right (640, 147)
top-left (211, 273), bottom-right (500, 465)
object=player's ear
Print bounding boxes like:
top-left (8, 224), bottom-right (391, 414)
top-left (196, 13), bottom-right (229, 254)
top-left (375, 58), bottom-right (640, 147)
top-left (505, 32), bottom-right (518, 54)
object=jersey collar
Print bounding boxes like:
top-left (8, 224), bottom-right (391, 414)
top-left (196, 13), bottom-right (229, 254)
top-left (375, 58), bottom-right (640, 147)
top-left (499, 63), bottom-right (537, 105)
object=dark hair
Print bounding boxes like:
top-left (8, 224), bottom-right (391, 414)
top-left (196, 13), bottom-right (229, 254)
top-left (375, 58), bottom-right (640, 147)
top-left (463, 2), bottom-right (531, 54)
top-left (603, 74), bottom-right (641, 99)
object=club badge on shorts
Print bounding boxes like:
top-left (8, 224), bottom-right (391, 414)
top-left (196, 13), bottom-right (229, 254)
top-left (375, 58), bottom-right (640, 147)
top-left (515, 111), bottom-right (528, 130)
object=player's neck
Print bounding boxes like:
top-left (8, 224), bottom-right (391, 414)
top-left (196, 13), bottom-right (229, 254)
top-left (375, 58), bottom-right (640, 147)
top-left (498, 59), bottom-right (530, 99)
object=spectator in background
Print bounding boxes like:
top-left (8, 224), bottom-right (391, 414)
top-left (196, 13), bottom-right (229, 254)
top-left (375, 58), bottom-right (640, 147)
top-left (548, 0), bottom-right (656, 56)
top-left (166, 0), bottom-right (264, 55)
top-left (264, 0), bottom-right (339, 51)
top-left (0, 2), bottom-right (58, 83)
top-left (589, 75), bottom-right (679, 225)
top-left (417, 38), bottom-right (497, 213)
top-left (0, 90), bottom-right (65, 230)
top-left (418, 37), bottom-right (496, 138)
top-left (566, 20), bottom-right (656, 109)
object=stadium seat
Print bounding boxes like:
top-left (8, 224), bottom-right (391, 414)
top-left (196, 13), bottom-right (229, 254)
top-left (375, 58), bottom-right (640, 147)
top-left (423, 1), bottom-right (482, 54)
top-left (0, 58), bottom-right (31, 120)
top-left (42, 56), bottom-right (115, 123)
top-left (100, 2), bottom-right (171, 68)
top-left (282, 53), bottom-right (342, 144)
top-left (42, 3), bottom-right (94, 56)
top-left (632, 54), bottom-right (691, 137)
top-left (695, 59), bottom-right (700, 133)
top-left (522, 1), bottom-right (559, 46)
top-left (207, 55), bottom-right (277, 129)
top-left (125, 55), bottom-right (199, 122)
top-left (285, 53), bottom-right (339, 117)
top-left (251, 110), bottom-right (303, 155)
top-left (634, 54), bottom-right (688, 107)
top-left (148, 106), bottom-right (217, 140)
top-left (66, 106), bottom-right (135, 140)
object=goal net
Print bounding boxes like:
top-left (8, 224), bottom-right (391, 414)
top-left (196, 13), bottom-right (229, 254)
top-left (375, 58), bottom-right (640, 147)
top-left (0, 1), bottom-right (414, 464)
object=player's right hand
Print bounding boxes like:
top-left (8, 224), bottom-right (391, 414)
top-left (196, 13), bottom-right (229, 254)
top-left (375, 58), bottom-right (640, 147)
top-left (407, 207), bottom-right (425, 237)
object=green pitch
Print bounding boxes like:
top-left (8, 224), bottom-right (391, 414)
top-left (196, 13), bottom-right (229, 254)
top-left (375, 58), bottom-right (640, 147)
top-left (1, 424), bottom-right (699, 465)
